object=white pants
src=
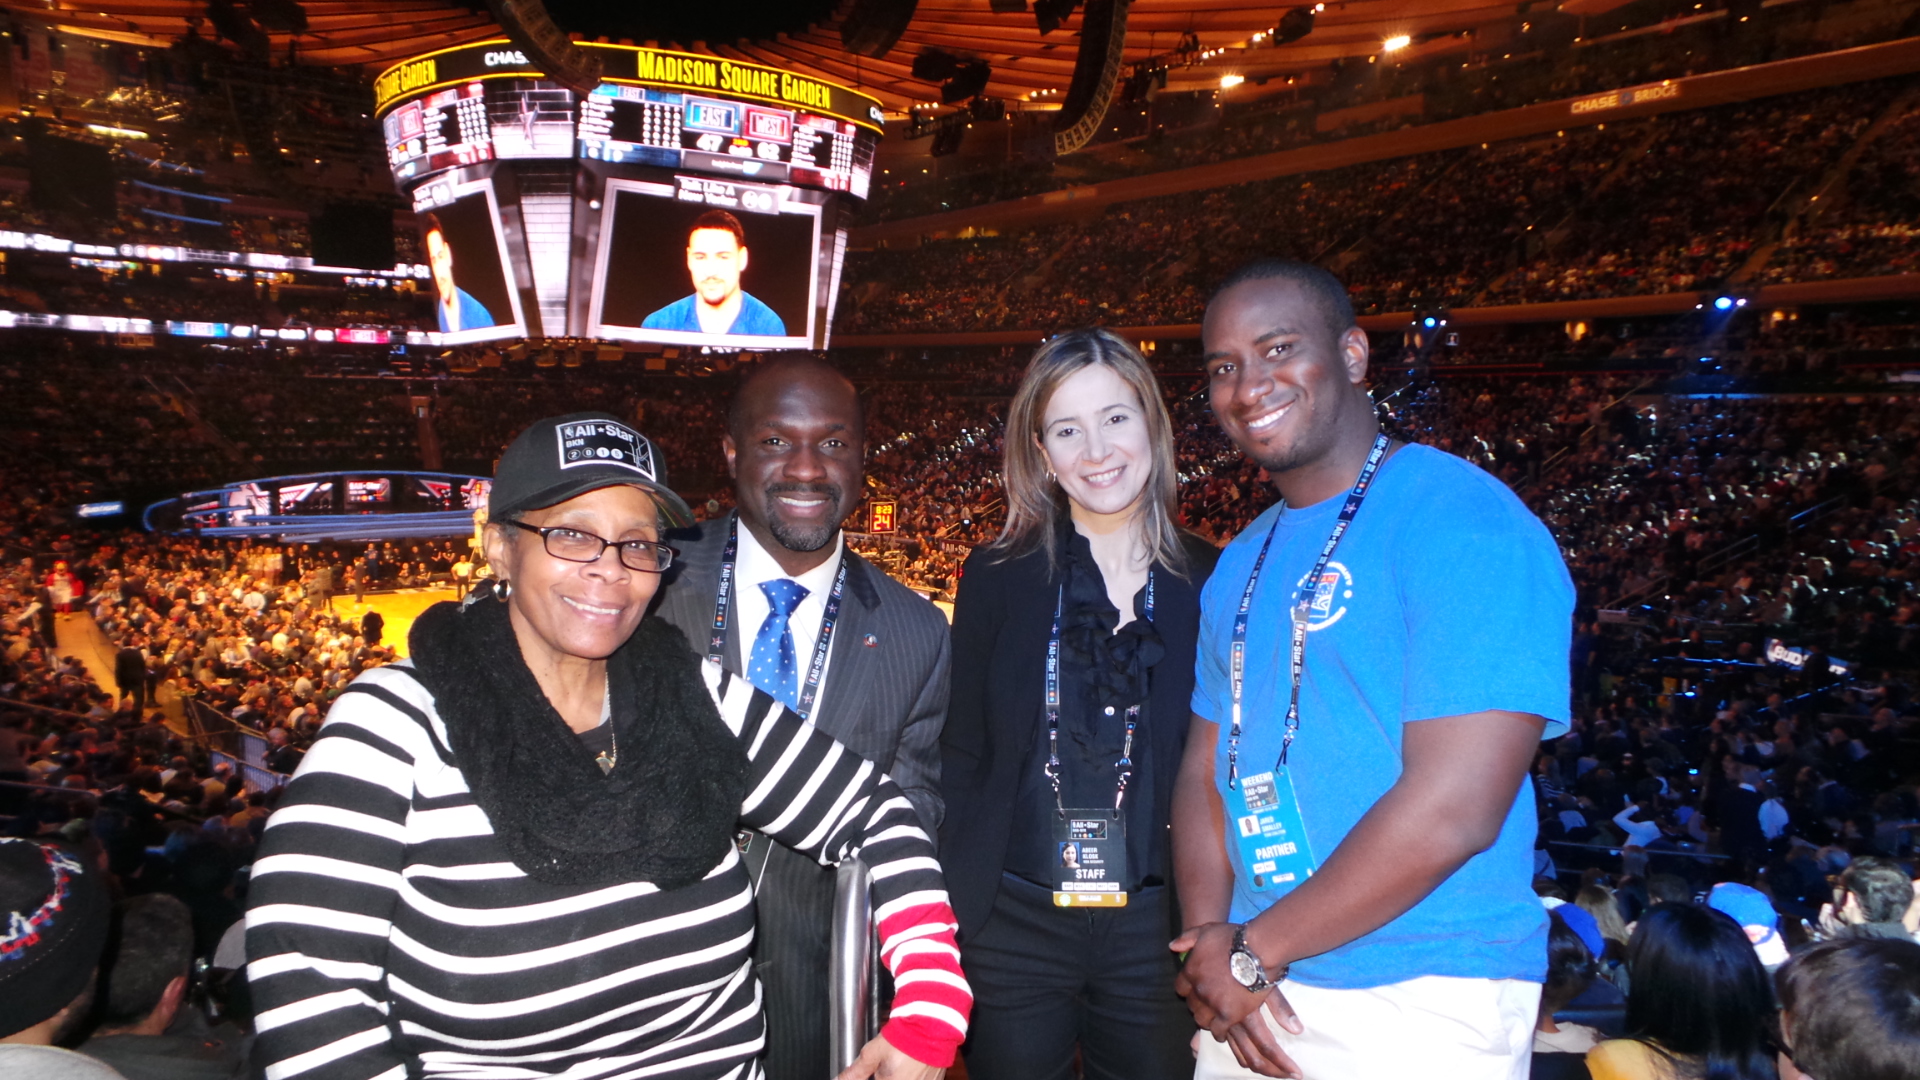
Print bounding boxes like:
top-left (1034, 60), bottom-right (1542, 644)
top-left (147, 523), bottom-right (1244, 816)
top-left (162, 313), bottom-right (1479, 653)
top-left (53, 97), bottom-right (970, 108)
top-left (1192, 976), bottom-right (1540, 1080)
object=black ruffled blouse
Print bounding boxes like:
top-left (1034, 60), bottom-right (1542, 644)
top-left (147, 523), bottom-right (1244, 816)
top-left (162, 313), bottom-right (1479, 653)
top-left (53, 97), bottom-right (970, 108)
top-left (1004, 517), bottom-right (1174, 891)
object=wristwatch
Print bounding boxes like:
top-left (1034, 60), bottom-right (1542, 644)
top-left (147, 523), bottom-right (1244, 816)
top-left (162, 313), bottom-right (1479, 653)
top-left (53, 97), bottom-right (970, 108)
top-left (1228, 923), bottom-right (1284, 993)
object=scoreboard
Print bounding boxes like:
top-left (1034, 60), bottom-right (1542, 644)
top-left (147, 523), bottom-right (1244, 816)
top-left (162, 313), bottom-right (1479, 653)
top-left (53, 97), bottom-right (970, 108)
top-left (383, 83), bottom-right (492, 179)
top-left (376, 42), bottom-right (882, 197)
top-left (578, 86), bottom-right (872, 196)
top-left (373, 41), bottom-right (883, 349)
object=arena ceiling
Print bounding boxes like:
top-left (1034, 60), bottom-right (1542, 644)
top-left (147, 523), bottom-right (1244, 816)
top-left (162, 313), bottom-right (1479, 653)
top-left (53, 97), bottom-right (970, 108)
top-left (0, 1), bottom-right (504, 70)
top-left (0, 0), bottom-right (1635, 115)
top-left (726, 0), bottom-right (1620, 113)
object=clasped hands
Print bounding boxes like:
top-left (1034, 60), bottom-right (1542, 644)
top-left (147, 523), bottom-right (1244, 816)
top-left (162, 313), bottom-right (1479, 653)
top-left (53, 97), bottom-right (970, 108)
top-left (1171, 922), bottom-right (1305, 1079)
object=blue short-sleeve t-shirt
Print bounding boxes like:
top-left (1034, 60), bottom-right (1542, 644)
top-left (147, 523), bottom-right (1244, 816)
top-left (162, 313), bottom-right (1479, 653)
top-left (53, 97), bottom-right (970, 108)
top-left (639, 291), bottom-right (787, 336)
top-left (1193, 443), bottom-right (1574, 990)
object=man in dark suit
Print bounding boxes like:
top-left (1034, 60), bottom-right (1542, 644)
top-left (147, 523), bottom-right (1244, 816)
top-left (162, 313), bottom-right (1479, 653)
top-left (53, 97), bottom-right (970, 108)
top-left (114, 637), bottom-right (149, 715)
top-left (1720, 764), bottom-right (1769, 871)
top-left (652, 356), bottom-right (950, 1080)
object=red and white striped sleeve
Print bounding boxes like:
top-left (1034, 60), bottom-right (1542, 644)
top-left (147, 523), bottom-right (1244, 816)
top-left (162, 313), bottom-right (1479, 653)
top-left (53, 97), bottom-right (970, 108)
top-left (706, 664), bottom-right (972, 1065)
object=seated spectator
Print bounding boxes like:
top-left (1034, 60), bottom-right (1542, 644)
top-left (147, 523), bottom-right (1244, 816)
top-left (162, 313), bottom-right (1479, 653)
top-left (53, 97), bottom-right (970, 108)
top-left (1824, 856), bottom-right (1917, 940)
top-left (1646, 875), bottom-right (1693, 908)
top-left (1586, 903), bottom-right (1776, 1080)
top-left (1576, 883), bottom-right (1633, 992)
top-left (0, 838), bottom-right (122, 1079)
top-left (80, 894), bottom-right (246, 1080)
top-left (1613, 800), bottom-right (1668, 848)
top-left (261, 728), bottom-right (301, 776)
top-left (1776, 937), bottom-right (1920, 1080)
top-left (1707, 883), bottom-right (1790, 973)
top-left (1537, 909), bottom-right (1608, 1063)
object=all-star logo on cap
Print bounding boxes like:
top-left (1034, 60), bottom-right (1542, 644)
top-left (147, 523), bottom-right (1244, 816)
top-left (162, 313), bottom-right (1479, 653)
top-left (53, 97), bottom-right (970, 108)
top-left (490, 412), bottom-right (694, 527)
top-left (555, 420), bottom-right (655, 480)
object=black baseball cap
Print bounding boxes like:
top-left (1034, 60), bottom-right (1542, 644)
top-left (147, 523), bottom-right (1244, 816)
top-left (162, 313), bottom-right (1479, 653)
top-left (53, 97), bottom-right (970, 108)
top-left (489, 413), bottom-right (695, 527)
top-left (0, 839), bottom-right (110, 1037)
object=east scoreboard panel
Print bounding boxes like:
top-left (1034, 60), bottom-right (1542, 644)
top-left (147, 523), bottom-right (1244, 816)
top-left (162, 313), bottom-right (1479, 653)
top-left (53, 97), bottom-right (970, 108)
top-left (577, 85), bottom-right (873, 197)
top-left (374, 42), bottom-right (883, 349)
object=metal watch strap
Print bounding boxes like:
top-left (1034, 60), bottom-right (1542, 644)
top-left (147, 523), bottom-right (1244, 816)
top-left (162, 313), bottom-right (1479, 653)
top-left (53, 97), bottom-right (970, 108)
top-left (1230, 923), bottom-right (1271, 993)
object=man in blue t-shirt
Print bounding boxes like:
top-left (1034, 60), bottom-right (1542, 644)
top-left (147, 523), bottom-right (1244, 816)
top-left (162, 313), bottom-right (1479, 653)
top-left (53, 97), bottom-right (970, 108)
top-left (1171, 259), bottom-right (1573, 1080)
top-left (424, 214), bottom-right (499, 334)
top-left (641, 210), bottom-right (787, 337)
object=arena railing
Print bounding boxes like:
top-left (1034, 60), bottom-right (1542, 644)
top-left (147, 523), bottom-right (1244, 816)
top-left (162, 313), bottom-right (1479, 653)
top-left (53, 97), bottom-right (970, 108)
top-left (0, 698), bottom-right (98, 725)
top-left (185, 697), bottom-right (289, 792)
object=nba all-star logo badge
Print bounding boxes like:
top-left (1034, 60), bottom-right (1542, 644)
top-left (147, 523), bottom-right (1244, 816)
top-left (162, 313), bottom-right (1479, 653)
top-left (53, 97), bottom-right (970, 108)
top-left (1296, 562), bottom-right (1353, 631)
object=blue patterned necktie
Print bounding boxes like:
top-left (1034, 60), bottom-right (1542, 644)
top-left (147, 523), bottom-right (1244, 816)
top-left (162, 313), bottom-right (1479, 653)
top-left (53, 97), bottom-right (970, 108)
top-left (748, 578), bottom-right (810, 710)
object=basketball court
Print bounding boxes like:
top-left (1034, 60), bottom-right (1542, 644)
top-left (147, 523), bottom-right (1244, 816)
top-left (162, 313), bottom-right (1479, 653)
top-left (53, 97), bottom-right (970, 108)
top-left (329, 586), bottom-right (463, 657)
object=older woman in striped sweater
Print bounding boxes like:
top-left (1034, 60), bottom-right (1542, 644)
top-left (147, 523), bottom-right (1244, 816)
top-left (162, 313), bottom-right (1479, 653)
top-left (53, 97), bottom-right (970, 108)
top-left (244, 412), bottom-right (969, 1080)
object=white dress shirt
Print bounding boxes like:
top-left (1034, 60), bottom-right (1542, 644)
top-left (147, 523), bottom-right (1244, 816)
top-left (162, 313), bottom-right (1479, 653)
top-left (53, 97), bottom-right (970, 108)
top-left (1613, 804), bottom-right (1664, 847)
top-left (1759, 796), bottom-right (1791, 840)
top-left (731, 524), bottom-right (844, 715)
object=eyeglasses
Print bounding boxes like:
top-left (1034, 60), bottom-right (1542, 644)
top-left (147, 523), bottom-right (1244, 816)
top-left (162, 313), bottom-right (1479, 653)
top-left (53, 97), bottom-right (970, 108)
top-left (508, 521), bottom-right (676, 573)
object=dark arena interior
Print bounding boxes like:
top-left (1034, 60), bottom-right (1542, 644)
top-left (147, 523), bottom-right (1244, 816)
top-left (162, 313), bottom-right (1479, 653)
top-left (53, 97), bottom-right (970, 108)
top-left (3, 1), bottom-right (1920, 1078)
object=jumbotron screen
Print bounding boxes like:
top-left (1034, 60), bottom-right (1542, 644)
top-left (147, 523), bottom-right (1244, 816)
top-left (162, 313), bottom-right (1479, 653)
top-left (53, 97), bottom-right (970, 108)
top-left (374, 42), bottom-right (882, 349)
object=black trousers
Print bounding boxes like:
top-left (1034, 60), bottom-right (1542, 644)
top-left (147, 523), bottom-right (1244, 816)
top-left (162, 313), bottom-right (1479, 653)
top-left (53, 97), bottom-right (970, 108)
top-left (962, 873), bottom-right (1194, 1080)
top-left (117, 673), bottom-right (146, 712)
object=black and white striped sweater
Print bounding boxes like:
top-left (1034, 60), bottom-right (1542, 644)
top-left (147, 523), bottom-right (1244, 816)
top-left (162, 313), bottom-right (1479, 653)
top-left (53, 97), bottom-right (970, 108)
top-left (245, 661), bottom-right (971, 1080)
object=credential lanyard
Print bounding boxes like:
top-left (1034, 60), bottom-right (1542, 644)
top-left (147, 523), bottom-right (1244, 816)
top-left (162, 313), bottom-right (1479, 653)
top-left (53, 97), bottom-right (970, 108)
top-left (1227, 432), bottom-right (1391, 789)
top-left (1044, 571), bottom-right (1155, 814)
top-left (709, 521), bottom-right (847, 720)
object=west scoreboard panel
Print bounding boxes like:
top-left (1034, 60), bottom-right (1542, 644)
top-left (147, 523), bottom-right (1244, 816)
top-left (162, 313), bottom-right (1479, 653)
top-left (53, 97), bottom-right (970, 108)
top-left (374, 42), bottom-right (882, 349)
top-left (383, 82), bottom-right (493, 179)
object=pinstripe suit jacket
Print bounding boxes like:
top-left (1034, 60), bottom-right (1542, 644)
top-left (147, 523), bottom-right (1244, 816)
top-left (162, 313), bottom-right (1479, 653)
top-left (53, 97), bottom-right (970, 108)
top-left (650, 515), bottom-right (950, 1080)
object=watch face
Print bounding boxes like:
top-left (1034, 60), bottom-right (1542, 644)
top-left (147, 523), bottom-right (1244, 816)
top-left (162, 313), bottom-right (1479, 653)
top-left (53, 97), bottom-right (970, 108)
top-left (1229, 948), bottom-right (1261, 987)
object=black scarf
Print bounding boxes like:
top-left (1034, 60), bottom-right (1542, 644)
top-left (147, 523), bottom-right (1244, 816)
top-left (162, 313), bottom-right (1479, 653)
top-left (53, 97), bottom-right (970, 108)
top-left (407, 595), bottom-right (749, 889)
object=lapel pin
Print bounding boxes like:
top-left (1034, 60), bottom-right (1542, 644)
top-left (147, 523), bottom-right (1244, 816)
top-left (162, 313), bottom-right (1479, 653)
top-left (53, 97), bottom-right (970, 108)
top-left (863, 634), bottom-right (879, 647)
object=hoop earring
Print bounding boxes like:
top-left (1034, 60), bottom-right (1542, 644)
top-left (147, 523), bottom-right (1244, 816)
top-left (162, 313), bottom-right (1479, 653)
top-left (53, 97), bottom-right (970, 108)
top-left (491, 579), bottom-right (513, 602)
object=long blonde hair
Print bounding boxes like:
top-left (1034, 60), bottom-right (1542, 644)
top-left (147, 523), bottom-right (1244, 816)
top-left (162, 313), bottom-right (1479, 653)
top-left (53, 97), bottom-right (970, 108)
top-left (992, 327), bottom-right (1186, 573)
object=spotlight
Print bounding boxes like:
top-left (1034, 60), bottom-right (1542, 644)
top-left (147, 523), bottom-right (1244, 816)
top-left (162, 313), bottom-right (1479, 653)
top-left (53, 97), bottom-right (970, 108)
top-left (1713, 296), bottom-right (1734, 311)
top-left (1422, 316), bottom-right (1438, 329)
top-left (1219, 74), bottom-right (1244, 88)
top-left (1383, 34), bottom-right (1411, 52)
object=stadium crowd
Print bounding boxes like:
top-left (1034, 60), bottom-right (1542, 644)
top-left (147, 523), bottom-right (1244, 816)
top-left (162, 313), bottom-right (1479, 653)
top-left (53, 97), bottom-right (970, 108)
top-left (1763, 94), bottom-right (1920, 284)
top-left (840, 78), bottom-right (1920, 334)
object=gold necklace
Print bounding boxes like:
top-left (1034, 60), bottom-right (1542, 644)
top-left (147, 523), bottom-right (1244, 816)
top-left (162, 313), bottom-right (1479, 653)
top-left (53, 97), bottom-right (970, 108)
top-left (594, 679), bottom-right (616, 775)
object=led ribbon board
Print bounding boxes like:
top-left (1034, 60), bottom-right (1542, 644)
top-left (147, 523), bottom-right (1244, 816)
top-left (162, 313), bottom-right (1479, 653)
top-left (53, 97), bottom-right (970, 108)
top-left (376, 42), bottom-right (884, 134)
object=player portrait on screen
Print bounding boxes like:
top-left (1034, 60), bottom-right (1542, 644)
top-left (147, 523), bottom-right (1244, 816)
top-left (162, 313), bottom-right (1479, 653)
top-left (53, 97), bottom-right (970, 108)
top-left (424, 212), bottom-right (500, 334)
top-left (640, 210), bottom-right (787, 337)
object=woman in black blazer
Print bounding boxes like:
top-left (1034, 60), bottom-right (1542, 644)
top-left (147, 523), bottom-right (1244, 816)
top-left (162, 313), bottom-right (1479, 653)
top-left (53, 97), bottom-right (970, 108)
top-left (940, 328), bottom-right (1218, 1080)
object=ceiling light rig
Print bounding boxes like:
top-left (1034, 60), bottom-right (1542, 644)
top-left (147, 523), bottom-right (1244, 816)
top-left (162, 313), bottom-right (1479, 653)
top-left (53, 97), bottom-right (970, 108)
top-left (1088, 0), bottom-right (1358, 100)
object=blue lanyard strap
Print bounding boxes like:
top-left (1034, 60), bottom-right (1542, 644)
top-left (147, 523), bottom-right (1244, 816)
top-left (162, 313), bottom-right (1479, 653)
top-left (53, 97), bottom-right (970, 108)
top-left (709, 520), bottom-right (847, 720)
top-left (1045, 568), bottom-right (1156, 814)
top-left (1226, 433), bottom-right (1392, 789)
